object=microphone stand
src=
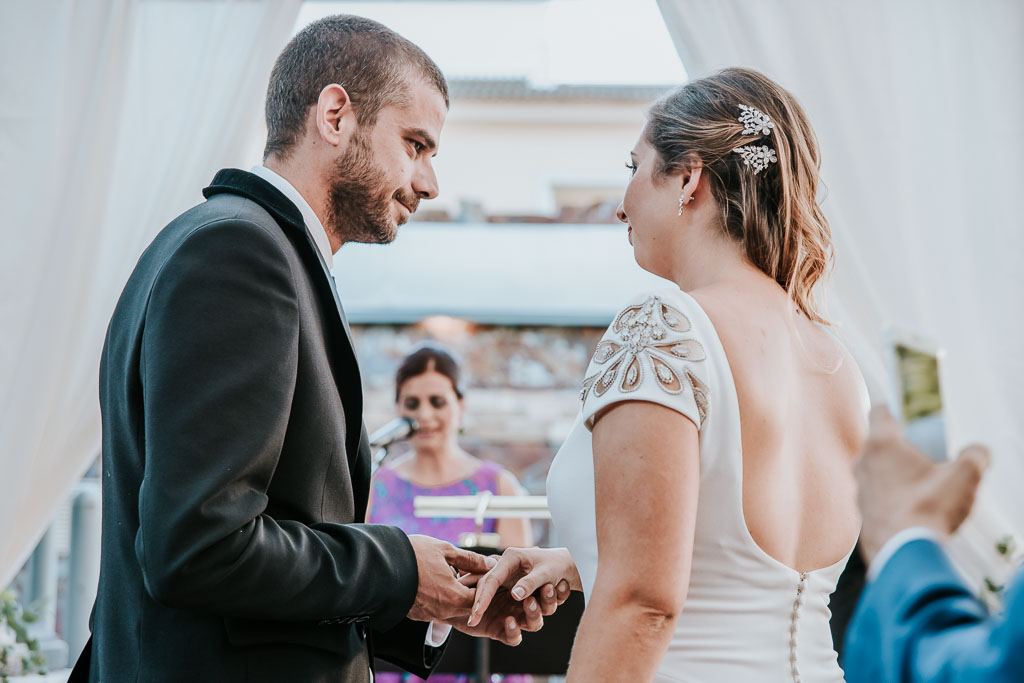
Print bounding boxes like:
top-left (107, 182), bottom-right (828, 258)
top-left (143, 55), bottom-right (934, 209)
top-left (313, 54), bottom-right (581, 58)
top-left (370, 446), bottom-right (390, 476)
top-left (369, 417), bottom-right (418, 475)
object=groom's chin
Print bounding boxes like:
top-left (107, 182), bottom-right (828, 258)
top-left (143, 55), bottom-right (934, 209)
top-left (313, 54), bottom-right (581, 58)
top-left (380, 220), bottom-right (401, 243)
top-left (349, 218), bottom-right (400, 245)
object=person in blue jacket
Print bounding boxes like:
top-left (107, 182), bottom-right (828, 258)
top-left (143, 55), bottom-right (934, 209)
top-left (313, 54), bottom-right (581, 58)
top-left (844, 407), bottom-right (1023, 682)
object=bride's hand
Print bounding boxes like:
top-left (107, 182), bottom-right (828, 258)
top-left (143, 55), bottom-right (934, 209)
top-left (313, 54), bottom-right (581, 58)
top-left (467, 547), bottom-right (579, 628)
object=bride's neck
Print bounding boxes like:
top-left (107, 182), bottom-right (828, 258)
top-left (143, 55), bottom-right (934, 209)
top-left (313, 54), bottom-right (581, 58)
top-left (668, 217), bottom-right (761, 292)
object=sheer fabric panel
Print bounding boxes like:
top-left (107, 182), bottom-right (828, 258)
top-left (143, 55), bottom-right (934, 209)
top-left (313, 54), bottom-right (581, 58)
top-left (657, 0), bottom-right (1024, 579)
top-left (0, 0), bottom-right (302, 586)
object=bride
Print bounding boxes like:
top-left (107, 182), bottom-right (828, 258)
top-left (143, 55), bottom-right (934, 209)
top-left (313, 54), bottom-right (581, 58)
top-left (469, 67), bottom-right (867, 682)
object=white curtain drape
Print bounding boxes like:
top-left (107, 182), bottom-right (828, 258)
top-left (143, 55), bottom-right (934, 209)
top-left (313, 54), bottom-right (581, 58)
top-left (657, 0), bottom-right (1024, 582)
top-left (0, 0), bottom-right (302, 587)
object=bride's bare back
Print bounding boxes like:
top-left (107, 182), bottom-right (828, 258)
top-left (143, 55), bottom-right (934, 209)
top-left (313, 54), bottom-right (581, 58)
top-left (694, 279), bottom-right (866, 573)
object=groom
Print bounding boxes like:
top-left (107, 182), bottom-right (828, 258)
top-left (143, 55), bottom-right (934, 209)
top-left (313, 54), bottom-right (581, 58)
top-left (80, 15), bottom-right (543, 683)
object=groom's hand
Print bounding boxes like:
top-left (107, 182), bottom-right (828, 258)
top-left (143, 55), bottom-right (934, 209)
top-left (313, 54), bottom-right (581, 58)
top-left (406, 535), bottom-right (494, 623)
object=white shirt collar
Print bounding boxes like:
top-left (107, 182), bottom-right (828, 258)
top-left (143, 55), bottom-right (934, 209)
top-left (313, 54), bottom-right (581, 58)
top-left (250, 165), bottom-right (334, 270)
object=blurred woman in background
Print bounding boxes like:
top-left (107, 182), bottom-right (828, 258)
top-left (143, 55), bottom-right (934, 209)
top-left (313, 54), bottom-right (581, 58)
top-left (368, 345), bottom-right (533, 683)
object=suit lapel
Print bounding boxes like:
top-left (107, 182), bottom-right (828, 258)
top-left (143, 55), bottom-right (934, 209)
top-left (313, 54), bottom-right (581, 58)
top-left (304, 232), bottom-right (360, 383)
top-left (303, 232), bottom-right (372, 475)
top-left (203, 169), bottom-right (369, 478)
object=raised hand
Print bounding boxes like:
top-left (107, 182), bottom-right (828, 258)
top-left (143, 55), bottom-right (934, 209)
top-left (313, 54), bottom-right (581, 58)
top-left (468, 546), bottom-right (579, 629)
top-left (406, 535), bottom-right (495, 623)
top-left (855, 406), bottom-right (990, 563)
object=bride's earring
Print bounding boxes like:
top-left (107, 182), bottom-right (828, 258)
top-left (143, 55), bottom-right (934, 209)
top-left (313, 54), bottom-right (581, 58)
top-left (678, 194), bottom-right (692, 216)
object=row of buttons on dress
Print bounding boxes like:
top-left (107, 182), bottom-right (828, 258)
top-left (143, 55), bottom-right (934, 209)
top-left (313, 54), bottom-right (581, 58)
top-left (789, 572), bottom-right (808, 683)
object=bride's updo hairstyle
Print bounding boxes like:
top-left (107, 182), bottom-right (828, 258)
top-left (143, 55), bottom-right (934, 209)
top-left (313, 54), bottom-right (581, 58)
top-left (646, 67), bottom-right (832, 324)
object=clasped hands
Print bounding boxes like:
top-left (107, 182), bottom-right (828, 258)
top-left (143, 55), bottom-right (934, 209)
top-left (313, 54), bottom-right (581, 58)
top-left (408, 536), bottom-right (579, 646)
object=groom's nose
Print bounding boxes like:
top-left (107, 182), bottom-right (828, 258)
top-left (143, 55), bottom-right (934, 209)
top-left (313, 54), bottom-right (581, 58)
top-left (412, 162), bottom-right (439, 200)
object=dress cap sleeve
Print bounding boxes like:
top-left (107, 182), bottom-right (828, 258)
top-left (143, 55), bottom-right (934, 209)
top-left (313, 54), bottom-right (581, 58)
top-left (580, 289), bottom-right (711, 432)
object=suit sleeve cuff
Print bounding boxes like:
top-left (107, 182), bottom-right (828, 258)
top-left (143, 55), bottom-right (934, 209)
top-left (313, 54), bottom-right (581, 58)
top-left (424, 622), bottom-right (452, 648)
top-left (867, 527), bottom-right (942, 582)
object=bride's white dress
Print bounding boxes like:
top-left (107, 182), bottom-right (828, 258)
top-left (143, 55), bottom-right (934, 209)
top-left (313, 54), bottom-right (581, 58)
top-left (547, 288), bottom-right (852, 682)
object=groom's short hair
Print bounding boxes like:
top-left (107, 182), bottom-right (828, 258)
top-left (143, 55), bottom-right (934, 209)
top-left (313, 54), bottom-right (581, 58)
top-left (263, 15), bottom-right (448, 160)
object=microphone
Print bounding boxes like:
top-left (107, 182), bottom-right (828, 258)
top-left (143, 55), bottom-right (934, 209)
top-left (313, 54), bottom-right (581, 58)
top-left (369, 417), bottom-right (418, 449)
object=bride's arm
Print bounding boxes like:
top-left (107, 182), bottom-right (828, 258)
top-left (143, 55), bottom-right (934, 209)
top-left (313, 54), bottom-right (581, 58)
top-left (567, 399), bottom-right (700, 682)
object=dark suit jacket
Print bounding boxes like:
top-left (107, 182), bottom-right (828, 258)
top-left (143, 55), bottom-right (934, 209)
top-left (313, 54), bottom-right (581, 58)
top-left (87, 169), bottom-right (440, 682)
top-left (843, 538), bottom-right (1024, 683)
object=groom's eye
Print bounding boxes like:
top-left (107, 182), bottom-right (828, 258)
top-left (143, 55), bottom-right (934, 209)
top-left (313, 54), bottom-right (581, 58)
top-left (408, 139), bottom-right (426, 154)
top-left (403, 397), bottom-right (420, 411)
top-left (429, 396), bottom-right (447, 409)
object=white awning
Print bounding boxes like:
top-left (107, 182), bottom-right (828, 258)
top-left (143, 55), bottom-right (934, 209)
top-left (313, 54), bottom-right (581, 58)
top-left (332, 222), bottom-right (673, 326)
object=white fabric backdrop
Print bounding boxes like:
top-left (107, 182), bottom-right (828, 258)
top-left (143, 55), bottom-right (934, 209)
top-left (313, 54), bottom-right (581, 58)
top-left (657, 0), bottom-right (1024, 583)
top-left (0, 0), bottom-right (302, 588)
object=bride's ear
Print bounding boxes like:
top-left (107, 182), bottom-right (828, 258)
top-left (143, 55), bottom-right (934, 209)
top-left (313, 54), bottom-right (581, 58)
top-left (680, 162), bottom-right (703, 205)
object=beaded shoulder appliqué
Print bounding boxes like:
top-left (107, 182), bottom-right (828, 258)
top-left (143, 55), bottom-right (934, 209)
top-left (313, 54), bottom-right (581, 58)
top-left (580, 295), bottom-right (709, 425)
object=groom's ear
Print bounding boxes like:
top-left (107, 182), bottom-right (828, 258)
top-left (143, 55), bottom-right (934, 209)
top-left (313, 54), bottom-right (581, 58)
top-left (314, 83), bottom-right (358, 148)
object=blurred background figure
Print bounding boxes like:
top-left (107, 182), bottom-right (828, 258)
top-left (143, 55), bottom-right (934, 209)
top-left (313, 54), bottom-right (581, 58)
top-left (368, 346), bottom-right (532, 548)
top-left (368, 345), bottom-right (533, 683)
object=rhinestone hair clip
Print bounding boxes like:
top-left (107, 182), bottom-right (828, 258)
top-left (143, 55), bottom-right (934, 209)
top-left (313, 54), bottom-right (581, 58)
top-left (738, 103), bottom-right (774, 136)
top-left (733, 104), bottom-right (777, 174)
top-left (732, 145), bottom-right (778, 174)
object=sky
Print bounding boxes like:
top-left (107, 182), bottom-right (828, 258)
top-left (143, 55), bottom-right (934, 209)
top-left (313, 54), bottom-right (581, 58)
top-left (295, 0), bottom-right (687, 85)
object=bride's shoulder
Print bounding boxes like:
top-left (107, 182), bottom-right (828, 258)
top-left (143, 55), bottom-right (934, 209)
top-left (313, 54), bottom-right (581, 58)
top-left (580, 288), bottom-right (716, 430)
top-left (604, 287), bottom-right (711, 330)
top-left (611, 286), bottom-right (698, 308)
top-left (600, 288), bottom-right (721, 354)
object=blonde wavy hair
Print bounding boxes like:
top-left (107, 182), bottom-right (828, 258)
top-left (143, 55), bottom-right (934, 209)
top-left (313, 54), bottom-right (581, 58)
top-left (646, 67), bottom-right (833, 324)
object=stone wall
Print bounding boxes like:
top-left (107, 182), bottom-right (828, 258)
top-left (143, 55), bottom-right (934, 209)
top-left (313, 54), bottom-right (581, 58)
top-left (352, 322), bottom-right (605, 497)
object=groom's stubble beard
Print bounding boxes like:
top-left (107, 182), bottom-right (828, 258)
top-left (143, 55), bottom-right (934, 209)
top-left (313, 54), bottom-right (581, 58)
top-left (326, 131), bottom-right (419, 245)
